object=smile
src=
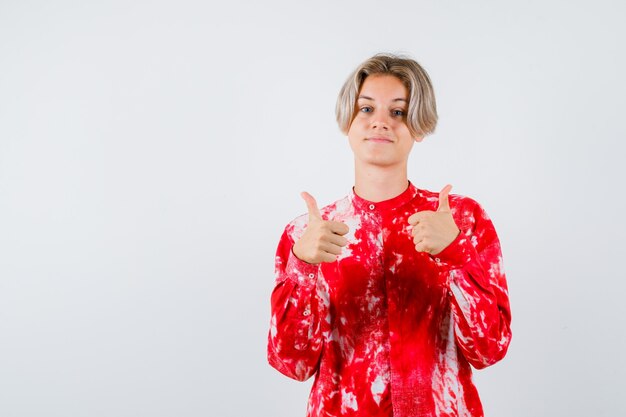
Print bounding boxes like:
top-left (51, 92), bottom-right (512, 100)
top-left (365, 136), bottom-right (394, 143)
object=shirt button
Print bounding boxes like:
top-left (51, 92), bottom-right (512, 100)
top-left (435, 257), bottom-right (441, 263)
top-left (369, 204), bottom-right (375, 210)
top-left (303, 310), bottom-right (311, 316)
top-left (308, 273), bottom-right (315, 279)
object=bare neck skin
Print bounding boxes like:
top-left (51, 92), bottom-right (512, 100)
top-left (353, 159), bottom-right (410, 203)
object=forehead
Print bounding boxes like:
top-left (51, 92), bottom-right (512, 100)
top-left (358, 74), bottom-right (408, 100)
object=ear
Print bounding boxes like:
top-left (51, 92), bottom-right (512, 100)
top-left (414, 135), bottom-right (424, 143)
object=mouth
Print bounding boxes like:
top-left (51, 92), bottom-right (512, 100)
top-left (365, 136), bottom-right (394, 144)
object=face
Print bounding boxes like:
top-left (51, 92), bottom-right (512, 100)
top-left (347, 74), bottom-right (422, 169)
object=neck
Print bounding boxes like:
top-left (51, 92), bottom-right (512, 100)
top-left (353, 160), bottom-right (410, 202)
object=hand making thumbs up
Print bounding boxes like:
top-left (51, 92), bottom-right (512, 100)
top-left (293, 192), bottom-right (350, 264)
top-left (407, 184), bottom-right (460, 255)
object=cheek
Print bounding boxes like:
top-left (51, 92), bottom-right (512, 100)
top-left (347, 123), bottom-right (355, 136)
top-left (391, 124), bottom-right (413, 139)
top-left (347, 118), bottom-right (365, 137)
top-left (346, 129), bottom-right (359, 150)
top-left (349, 115), bottom-right (366, 128)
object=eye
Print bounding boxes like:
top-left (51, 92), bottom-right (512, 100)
top-left (359, 106), bottom-right (373, 113)
top-left (392, 109), bottom-right (406, 117)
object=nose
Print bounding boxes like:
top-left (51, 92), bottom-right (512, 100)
top-left (371, 120), bottom-right (389, 131)
top-left (370, 113), bottom-right (390, 131)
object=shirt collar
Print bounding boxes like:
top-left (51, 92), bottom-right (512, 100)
top-left (349, 181), bottom-right (420, 213)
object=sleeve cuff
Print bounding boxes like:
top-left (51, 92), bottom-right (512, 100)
top-left (285, 247), bottom-right (320, 285)
top-left (431, 231), bottom-right (477, 269)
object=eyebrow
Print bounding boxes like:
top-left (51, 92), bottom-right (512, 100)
top-left (358, 95), bottom-right (408, 103)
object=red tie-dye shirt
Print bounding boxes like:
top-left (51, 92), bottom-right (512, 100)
top-left (268, 183), bottom-right (512, 417)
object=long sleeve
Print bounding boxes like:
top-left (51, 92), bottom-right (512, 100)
top-left (268, 186), bottom-right (513, 416)
top-left (434, 199), bottom-right (512, 370)
top-left (267, 225), bottom-right (327, 381)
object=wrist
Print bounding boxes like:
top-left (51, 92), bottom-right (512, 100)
top-left (292, 243), bottom-right (316, 265)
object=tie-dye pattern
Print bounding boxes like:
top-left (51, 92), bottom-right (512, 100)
top-left (268, 183), bottom-right (512, 417)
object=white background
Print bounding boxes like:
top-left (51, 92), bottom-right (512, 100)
top-left (1, 1), bottom-right (625, 416)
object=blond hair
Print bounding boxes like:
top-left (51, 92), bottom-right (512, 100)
top-left (335, 53), bottom-right (438, 138)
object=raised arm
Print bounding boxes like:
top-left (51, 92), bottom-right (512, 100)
top-left (267, 228), bottom-right (325, 381)
top-left (267, 193), bottom-right (349, 381)
top-left (433, 198), bottom-right (512, 369)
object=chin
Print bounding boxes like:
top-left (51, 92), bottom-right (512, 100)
top-left (358, 156), bottom-right (400, 168)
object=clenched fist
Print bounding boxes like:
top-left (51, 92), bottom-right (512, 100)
top-left (293, 192), bottom-right (350, 264)
top-left (408, 184), bottom-right (460, 255)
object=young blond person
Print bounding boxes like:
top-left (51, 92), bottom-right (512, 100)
top-left (268, 54), bottom-right (512, 417)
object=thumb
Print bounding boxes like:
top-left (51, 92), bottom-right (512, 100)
top-left (301, 191), bottom-right (322, 221)
top-left (437, 184), bottom-right (453, 212)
